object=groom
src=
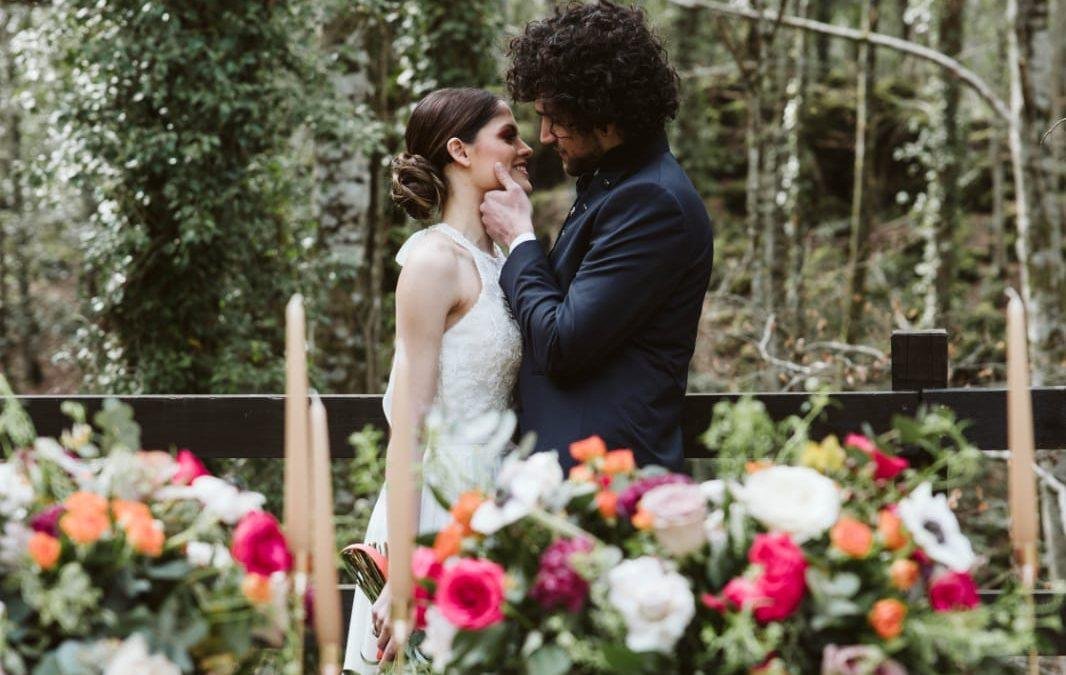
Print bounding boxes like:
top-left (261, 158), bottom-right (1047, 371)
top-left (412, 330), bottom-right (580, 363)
top-left (481, 1), bottom-right (714, 473)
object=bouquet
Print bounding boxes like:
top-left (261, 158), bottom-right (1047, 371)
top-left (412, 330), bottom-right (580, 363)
top-left (0, 394), bottom-right (298, 674)
top-left (404, 397), bottom-right (1036, 674)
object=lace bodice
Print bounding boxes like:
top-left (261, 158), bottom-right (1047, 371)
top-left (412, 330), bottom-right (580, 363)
top-left (382, 222), bottom-right (523, 429)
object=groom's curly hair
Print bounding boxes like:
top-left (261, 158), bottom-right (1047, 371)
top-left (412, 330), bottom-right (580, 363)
top-left (506, 1), bottom-right (679, 139)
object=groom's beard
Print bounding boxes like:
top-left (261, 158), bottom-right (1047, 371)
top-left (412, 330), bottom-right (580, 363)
top-left (559, 138), bottom-right (606, 177)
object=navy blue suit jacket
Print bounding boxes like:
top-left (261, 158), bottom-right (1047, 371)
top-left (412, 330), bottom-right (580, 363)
top-left (500, 133), bottom-right (714, 473)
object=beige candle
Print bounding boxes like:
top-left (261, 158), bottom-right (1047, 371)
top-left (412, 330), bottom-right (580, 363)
top-left (284, 295), bottom-right (311, 564)
top-left (309, 395), bottom-right (342, 673)
top-left (1006, 289), bottom-right (1038, 572)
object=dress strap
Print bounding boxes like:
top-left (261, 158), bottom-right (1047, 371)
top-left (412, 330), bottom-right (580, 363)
top-left (433, 223), bottom-right (503, 262)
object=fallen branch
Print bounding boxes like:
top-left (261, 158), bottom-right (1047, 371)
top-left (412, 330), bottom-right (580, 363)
top-left (1042, 118), bottom-right (1066, 145)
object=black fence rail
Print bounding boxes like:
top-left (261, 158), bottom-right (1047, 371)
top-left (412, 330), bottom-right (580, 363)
top-left (12, 330), bottom-right (1066, 653)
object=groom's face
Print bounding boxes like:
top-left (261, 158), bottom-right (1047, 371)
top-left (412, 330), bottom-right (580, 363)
top-left (535, 100), bottom-right (605, 177)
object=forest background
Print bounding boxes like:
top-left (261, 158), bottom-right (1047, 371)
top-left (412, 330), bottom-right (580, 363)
top-left (0, 0), bottom-right (1064, 588)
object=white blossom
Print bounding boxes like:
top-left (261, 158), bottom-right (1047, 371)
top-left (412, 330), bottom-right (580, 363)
top-left (731, 465), bottom-right (841, 543)
top-left (104, 634), bottom-right (181, 675)
top-left (607, 557), bottom-right (695, 653)
top-left (898, 482), bottom-right (975, 572)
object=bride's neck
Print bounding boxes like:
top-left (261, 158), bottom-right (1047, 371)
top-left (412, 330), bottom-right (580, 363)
top-left (440, 182), bottom-right (493, 253)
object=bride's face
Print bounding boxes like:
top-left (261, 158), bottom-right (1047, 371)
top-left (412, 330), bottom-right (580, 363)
top-left (462, 102), bottom-right (534, 194)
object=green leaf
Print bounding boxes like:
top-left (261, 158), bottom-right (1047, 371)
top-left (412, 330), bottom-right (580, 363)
top-left (602, 644), bottom-right (653, 674)
top-left (527, 644), bottom-right (571, 675)
top-left (146, 559), bottom-right (193, 580)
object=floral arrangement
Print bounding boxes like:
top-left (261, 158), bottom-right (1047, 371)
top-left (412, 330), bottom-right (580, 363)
top-left (0, 395), bottom-right (298, 674)
top-left (400, 397), bottom-right (1035, 674)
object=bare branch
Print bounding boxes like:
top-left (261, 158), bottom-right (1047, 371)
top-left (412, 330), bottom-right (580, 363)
top-left (669, 0), bottom-right (1011, 123)
top-left (1042, 118), bottom-right (1066, 145)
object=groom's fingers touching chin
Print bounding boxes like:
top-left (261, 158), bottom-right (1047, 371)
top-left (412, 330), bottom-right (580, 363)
top-left (494, 162), bottom-right (520, 191)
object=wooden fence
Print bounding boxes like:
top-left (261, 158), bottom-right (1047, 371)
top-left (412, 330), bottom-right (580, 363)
top-left (14, 330), bottom-right (1066, 652)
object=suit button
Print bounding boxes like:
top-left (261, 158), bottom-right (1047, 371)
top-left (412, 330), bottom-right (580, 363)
top-left (582, 203), bottom-right (588, 211)
top-left (603, 178), bottom-right (612, 187)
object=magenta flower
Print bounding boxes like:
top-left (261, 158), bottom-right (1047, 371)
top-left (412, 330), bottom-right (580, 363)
top-left (617, 473), bottom-right (693, 519)
top-left (531, 537), bottom-right (594, 612)
top-left (30, 505), bottom-right (66, 538)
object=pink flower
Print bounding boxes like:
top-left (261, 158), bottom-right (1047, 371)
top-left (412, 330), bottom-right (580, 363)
top-left (821, 644), bottom-right (908, 675)
top-left (435, 558), bottom-right (506, 630)
top-left (231, 511), bottom-right (293, 575)
top-left (531, 537), bottom-right (594, 612)
top-left (617, 473), bottom-right (693, 519)
top-left (700, 592), bottom-right (728, 613)
top-left (173, 449), bottom-right (210, 485)
top-left (928, 570), bottom-right (980, 612)
top-left (719, 533), bottom-right (807, 622)
top-left (844, 434), bottom-right (908, 481)
top-left (413, 546), bottom-right (444, 630)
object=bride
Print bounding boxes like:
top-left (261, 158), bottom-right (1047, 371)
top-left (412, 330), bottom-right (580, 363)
top-left (343, 87), bottom-right (532, 672)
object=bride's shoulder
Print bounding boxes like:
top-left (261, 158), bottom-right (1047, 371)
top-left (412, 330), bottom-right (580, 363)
top-left (396, 228), bottom-right (464, 286)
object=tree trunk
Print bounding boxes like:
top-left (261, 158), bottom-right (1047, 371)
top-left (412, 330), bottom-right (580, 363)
top-left (992, 31), bottom-right (1009, 273)
top-left (784, 0), bottom-right (811, 345)
top-left (1008, 0), bottom-right (1064, 384)
top-left (314, 10), bottom-right (374, 392)
top-left (842, 0), bottom-right (879, 344)
top-left (0, 10), bottom-right (11, 375)
top-left (934, 0), bottom-right (964, 322)
top-left (813, 0), bottom-right (832, 81)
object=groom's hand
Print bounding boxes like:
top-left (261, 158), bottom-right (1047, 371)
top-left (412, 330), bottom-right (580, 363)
top-left (481, 162), bottom-right (533, 248)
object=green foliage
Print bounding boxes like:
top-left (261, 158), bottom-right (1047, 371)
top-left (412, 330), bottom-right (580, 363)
top-left (49, 0), bottom-right (318, 393)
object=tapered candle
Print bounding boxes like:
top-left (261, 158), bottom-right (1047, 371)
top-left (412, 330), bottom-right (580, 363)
top-left (284, 295), bottom-right (311, 564)
top-left (309, 395), bottom-right (342, 674)
top-left (1006, 289), bottom-right (1038, 572)
top-left (385, 366), bottom-right (416, 648)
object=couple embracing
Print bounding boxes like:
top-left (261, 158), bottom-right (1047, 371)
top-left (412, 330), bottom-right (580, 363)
top-left (345, 2), bottom-right (714, 669)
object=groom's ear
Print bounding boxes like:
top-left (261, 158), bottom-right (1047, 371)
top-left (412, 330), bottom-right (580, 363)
top-left (446, 137), bottom-right (472, 167)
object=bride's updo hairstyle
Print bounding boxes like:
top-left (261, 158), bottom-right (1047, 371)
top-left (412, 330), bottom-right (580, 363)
top-left (391, 88), bottom-right (501, 221)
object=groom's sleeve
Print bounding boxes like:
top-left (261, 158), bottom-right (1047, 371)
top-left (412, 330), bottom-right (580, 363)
top-left (500, 182), bottom-right (690, 379)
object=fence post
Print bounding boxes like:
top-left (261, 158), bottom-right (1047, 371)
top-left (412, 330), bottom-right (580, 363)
top-left (891, 330), bottom-right (949, 391)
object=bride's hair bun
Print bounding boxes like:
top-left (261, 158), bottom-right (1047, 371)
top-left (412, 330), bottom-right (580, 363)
top-left (390, 152), bottom-right (447, 221)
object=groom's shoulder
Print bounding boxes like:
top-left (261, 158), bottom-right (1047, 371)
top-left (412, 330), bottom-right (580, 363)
top-left (611, 155), bottom-right (708, 223)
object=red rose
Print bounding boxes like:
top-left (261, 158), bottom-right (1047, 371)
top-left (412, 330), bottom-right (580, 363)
top-left (231, 511), bottom-right (293, 575)
top-left (721, 533), bottom-right (807, 622)
top-left (928, 571), bottom-right (979, 612)
top-left (435, 558), bottom-right (506, 630)
top-left (173, 449), bottom-right (210, 485)
top-left (844, 434), bottom-right (908, 481)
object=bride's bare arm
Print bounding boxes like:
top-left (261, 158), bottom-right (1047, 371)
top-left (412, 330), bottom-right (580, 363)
top-left (374, 236), bottom-right (463, 660)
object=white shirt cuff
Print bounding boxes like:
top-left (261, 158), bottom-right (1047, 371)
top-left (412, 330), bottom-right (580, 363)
top-left (508, 232), bottom-right (537, 254)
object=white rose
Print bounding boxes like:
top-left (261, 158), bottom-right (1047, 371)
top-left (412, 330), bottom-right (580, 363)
top-left (898, 482), bottom-right (975, 572)
top-left (105, 634), bottom-right (181, 675)
top-left (607, 557), bottom-right (695, 653)
top-left (731, 465), bottom-right (841, 543)
top-left (0, 463), bottom-right (33, 519)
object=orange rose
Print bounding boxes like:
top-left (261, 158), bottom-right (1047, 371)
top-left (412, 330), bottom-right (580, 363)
top-left (28, 532), bottom-right (61, 570)
top-left (112, 500), bottom-right (152, 528)
top-left (602, 449), bottom-right (636, 475)
top-left (569, 465), bottom-right (594, 483)
top-left (868, 598), bottom-right (907, 639)
top-left (830, 516), bottom-right (874, 558)
top-left (596, 490), bottom-right (618, 519)
top-left (241, 573), bottom-right (273, 605)
top-left (450, 491), bottom-right (485, 532)
top-left (877, 509), bottom-right (907, 551)
top-left (65, 491), bottom-right (108, 517)
top-left (433, 521), bottom-right (465, 562)
top-left (745, 460), bottom-right (773, 474)
top-left (569, 436), bottom-right (607, 463)
top-left (889, 559), bottom-right (919, 591)
top-left (631, 505), bottom-right (654, 531)
top-left (60, 511), bottom-right (109, 545)
top-left (126, 518), bottom-right (165, 557)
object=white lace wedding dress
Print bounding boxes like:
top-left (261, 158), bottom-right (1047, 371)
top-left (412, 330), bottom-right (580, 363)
top-left (343, 223), bottom-right (522, 672)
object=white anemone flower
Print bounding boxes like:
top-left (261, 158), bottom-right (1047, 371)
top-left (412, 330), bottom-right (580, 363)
top-left (607, 557), bottom-right (695, 653)
top-left (0, 463), bottom-right (34, 519)
top-left (898, 482), bottom-right (975, 572)
top-left (157, 476), bottom-right (265, 524)
top-left (470, 452), bottom-right (563, 535)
